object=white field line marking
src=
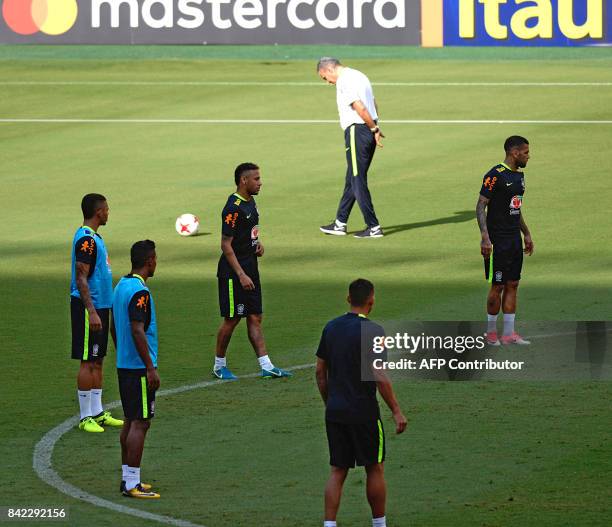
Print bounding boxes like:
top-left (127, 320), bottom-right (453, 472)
top-left (3, 118), bottom-right (612, 125)
top-left (1, 81), bottom-right (612, 87)
top-left (33, 363), bottom-right (314, 527)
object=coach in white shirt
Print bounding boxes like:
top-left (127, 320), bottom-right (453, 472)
top-left (317, 57), bottom-right (384, 239)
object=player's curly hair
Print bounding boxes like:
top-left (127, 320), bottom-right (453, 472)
top-left (234, 162), bottom-right (259, 185)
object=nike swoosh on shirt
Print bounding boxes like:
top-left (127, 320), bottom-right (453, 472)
top-left (506, 183), bottom-right (513, 186)
top-left (246, 214), bottom-right (252, 219)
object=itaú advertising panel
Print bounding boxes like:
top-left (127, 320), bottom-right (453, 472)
top-left (0, 0), bottom-right (421, 45)
top-left (443, 0), bottom-right (611, 46)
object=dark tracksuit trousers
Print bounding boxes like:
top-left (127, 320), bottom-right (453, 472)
top-left (336, 123), bottom-right (380, 228)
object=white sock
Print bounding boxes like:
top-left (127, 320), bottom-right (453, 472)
top-left (126, 466), bottom-right (140, 491)
top-left (487, 313), bottom-right (498, 333)
top-left (214, 356), bottom-right (226, 371)
top-left (91, 389), bottom-right (103, 416)
top-left (122, 464), bottom-right (128, 481)
top-left (78, 390), bottom-right (91, 420)
top-left (372, 517), bottom-right (386, 527)
top-left (324, 522), bottom-right (337, 527)
top-left (503, 313), bottom-right (516, 336)
top-left (335, 219), bottom-right (346, 227)
top-left (258, 355), bottom-right (274, 370)
top-left (371, 225), bottom-right (381, 231)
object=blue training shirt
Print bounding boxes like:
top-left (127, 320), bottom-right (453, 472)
top-left (113, 274), bottom-right (158, 370)
top-left (70, 226), bottom-right (113, 309)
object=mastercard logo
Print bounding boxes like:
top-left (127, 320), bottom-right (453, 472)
top-left (2, 0), bottom-right (78, 36)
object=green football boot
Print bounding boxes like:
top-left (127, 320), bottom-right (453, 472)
top-left (94, 411), bottom-right (124, 427)
top-left (78, 417), bottom-right (104, 433)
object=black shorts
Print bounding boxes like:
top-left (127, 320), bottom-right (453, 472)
top-left (217, 256), bottom-right (262, 317)
top-left (326, 419), bottom-right (386, 468)
top-left (485, 236), bottom-right (523, 284)
top-left (70, 297), bottom-right (110, 361)
top-left (117, 368), bottom-right (156, 420)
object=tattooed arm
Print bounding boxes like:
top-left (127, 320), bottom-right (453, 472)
top-left (476, 195), bottom-right (492, 258)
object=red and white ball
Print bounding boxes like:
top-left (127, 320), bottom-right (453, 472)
top-left (175, 213), bottom-right (200, 237)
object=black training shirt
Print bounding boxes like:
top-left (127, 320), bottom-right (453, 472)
top-left (220, 193), bottom-right (259, 261)
top-left (316, 313), bottom-right (385, 424)
top-left (480, 163), bottom-right (526, 239)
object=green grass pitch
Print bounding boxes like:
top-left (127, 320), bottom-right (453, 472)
top-left (1, 46), bottom-right (611, 526)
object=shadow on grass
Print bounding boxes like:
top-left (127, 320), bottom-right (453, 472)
top-left (376, 210), bottom-right (474, 237)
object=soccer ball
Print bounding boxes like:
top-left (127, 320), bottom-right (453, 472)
top-left (175, 214), bottom-right (200, 237)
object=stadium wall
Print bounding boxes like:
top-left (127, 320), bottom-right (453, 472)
top-left (0, 0), bottom-right (609, 46)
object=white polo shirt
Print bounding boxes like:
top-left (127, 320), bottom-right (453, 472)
top-left (335, 67), bottom-right (378, 131)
